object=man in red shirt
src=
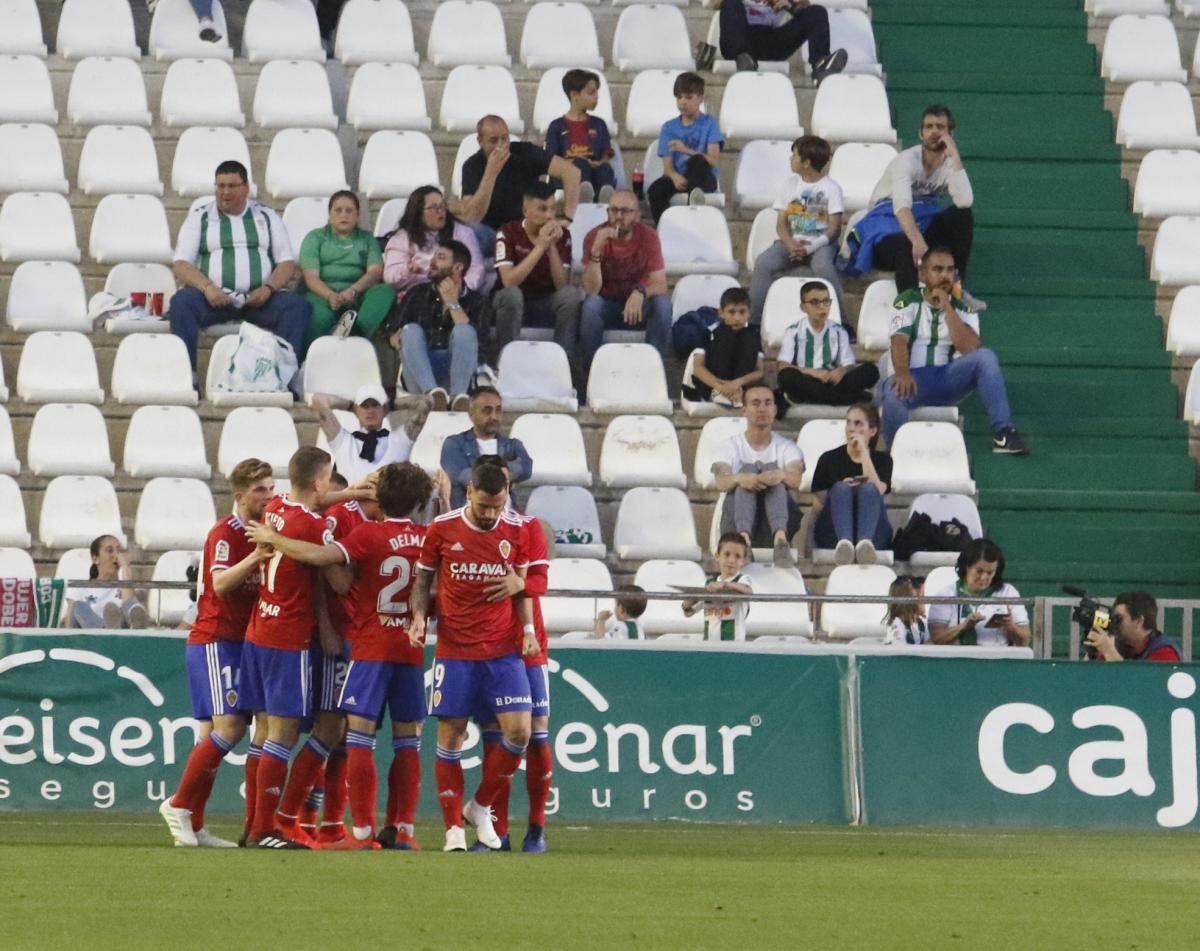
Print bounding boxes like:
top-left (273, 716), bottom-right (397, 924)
top-left (580, 189), bottom-right (672, 374)
top-left (159, 457), bottom-right (275, 849)
top-left (493, 181), bottom-right (582, 358)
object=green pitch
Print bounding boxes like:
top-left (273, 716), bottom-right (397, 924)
top-left (2, 815), bottom-right (1198, 951)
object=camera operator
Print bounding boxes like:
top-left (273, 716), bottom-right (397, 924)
top-left (1084, 591), bottom-right (1181, 662)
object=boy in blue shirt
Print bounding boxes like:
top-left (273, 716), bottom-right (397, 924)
top-left (545, 69), bottom-right (616, 204)
top-left (647, 72), bottom-right (724, 223)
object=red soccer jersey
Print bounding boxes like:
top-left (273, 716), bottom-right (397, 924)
top-left (324, 500), bottom-right (367, 637)
top-left (515, 515), bottom-right (551, 667)
top-left (334, 517), bottom-right (427, 664)
top-left (417, 508), bottom-right (531, 660)
top-left (247, 496), bottom-right (334, 651)
top-left (188, 513), bottom-right (260, 645)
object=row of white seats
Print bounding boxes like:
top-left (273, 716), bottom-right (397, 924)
top-left (1101, 13), bottom-right (1200, 83)
top-left (1089, 0), bottom-right (1200, 17)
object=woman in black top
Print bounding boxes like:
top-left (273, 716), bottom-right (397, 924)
top-left (811, 403), bottom-right (893, 564)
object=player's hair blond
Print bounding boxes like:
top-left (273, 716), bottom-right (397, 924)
top-left (228, 458), bottom-right (273, 494)
top-left (288, 447), bottom-right (332, 490)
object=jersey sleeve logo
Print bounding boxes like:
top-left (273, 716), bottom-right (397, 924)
top-left (214, 539), bottom-right (230, 564)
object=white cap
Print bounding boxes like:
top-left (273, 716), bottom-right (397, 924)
top-left (353, 383), bottom-right (388, 407)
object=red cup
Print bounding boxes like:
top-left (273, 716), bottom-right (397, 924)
top-left (149, 292), bottom-right (164, 316)
top-left (130, 291), bottom-right (147, 308)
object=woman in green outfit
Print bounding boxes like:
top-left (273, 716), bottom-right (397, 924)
top-left (300, 190), bottom-right (395, 349)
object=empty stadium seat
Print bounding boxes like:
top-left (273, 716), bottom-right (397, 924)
top-left (409, 411), bottom-right (471, 475)
top-left (0, 0), bottom-right (46, 57)
top-left (111, 335), bottom-right (197, 405)
top-left (810, 74), bottom-right (897, 144)
top-left (89, 194), bottom-right (173, 264)
top-left (567, 202), bottom-right (610, 267)
top-left (720, 72), bottom-right (803, 140)
top-left (734, 139), bottom-right (793, 210)
top-left (55, 548), bottom-right (94, 587)
top-left (510, 414), bottom-right (592, 486)
top-left (1150, 216), bottom-right (1200, 284)
top-left (359, 130), bottom-right (441, 199)
top-left (6, 261), bottom-right (87, 332)
top-left (429, 1), bottom-right (511, 67)
top-left (586, 343), bottom-right (673, 414)
top-left (498, 341), bottom-right (578, 412)
top-left (302, 336), bottom-right (383, 405)
top-left (1166, 285), bottom-right (1200, 356)
top-left (741, 563), bottom-right (814, 637)
top-left (0, 406), bottom-right (16, 478)
top-left (148, 550), bottom-right (200, 626)
top-left (658, 205), bottom-right (738, 276)
top-left (1185, 361), bottom-right (1200, 424)
top-left (542, 558), bottom-right (613, 633)
top-left (372, 198), bottom-right (407, 237)
top-left (39, 475), bottom-right (126, 548)
top-left (857, 278), bottom-right (899, 350)
top-left (124, 405), bottom-right (210, 479)
top-left (218, 407), bottom-right (298, 478)
top-left (57, 0), bottom-right (139, 59)
top-left (525, 486), bottom-right (606, 559)
top-left (1088, 0), bottom-right (1169, 13)
top-left (693, 416), bottom-right (748, 489)
top-left (671, 273), bottom-right (740, 319)
top-left (103, 263), bottom-right (177, 331)
top-left (1102, 14), bottom-right (1186, 81)
top-left (171, 127), bottom-right (253, 196)
top-left (281, 196), bottom-right (328, 252)
top-left (635, 559), bottom-right (707, 634)
top-left (334, 0), bottom-right (419, 66)
top-left (533, 67), bottom-right (619, 134)
top-left (0, 55), bottom-right (56, 124)
top-left (0, 193), bottom-right (79, 263)
top-left (77, 125), bottom-right (163, 196)
top-left (264, 128), bottom-right (348, 200)
top-left (67, 58), bottom-right (151, 127)
top-left (253, 60), bottom-right (337, 130)
top-left (0, 475), bottom-right (30, 545)
top-left (160, 58), bottom-right (244, 128)
top-left (0, 547), bottom-right (36, 579)
top-left (808, 8), bottom-right (880, 77)
top-left (440, 65), bottom-right (524, 133)
top-left (149, 0), bottom-right (233, 61)
top-left (1115, 81), bottom-right (1200, 149)
top-left (613, 4), bottom-right (692, 71)
top-left (890, 422), bottom-right (976, 495)
top-left (599, 415), bottom-right (686, 488)
top-left (346, 62), bottom-right (431, 131)
top-left (624, 68), bottom-right (685, 137)
top-left (27, 403), bottom-right (114, 477)
top-left (242, 0), bottom-right (325, 63)
top-left (829, 142), bottom-right (897, 213)
top-left (820, 564), bottom-right (896, 639)
top-left (521, 2), bottom-right (603, 68)
top-left (205, 335), bottom-right (295, 407)
top-left (797, 419), bottom-right (846, 492)
top-left (905, 493), bottom-right (983, 567)
top-left (135, 478), bottom-right (216, 551)
top-left (614, 487), bottom-right (702, 560)
top-left (1133, 150), bottom-right (1200, 217)
top-left (0, 358), bottom-right (8, 401)
top-left (762, 277), bottom-right (842, 349)
top-left (744, 206), bottom-right (777, 270)
top-left (17, 332), bottom-right (103, 403)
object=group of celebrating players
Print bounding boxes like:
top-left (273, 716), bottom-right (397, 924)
top-left (157, 445), bottom-right (554, 852)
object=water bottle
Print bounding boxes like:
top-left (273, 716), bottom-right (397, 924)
top-left (632, 163), bottom-right (644, 200)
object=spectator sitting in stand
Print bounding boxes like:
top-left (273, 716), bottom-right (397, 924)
top-left (716, 0), bottom-right (848, 80)
top-left (545, 69), bottom-right (617, 204)
top-left (883, 576), bottom-right (929, 646)
top-left (382, 185), bottom-right (485, 298)
top-left (310, 383), bottom-right (426, 484)
top-left (66, 534), bottom-right (149, 629)
top-left (776, 281), bottom-right (878, 410)
top-left (647, 71), bottom-right (724, 224)
top-left (928, 539), bottom-right (1031, 647)
top-left (439, 386), bottom-right (533, 510)
top-left (593, 585), bottom-right (649, 640)
top-left (681, 286), bottom-right (764, 407)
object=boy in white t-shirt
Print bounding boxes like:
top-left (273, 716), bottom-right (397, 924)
top-left (683, 534), bottom-right (754, 641)
top-left (749, 135), bottom-right (845, 324)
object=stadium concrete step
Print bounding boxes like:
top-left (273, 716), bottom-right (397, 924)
top-left (988, 348), bottom-right (1171, 370)
top-left (963, 417), bottom-right (1187, 441)
top-left (966, 163), bottom-right (1128, 213)
top-left (873, 6), bottom-right (1087, 30)
top-left (969, 451), bottom-right (1195, 493)
top-left (878, 28), bottom-right (1096, 76)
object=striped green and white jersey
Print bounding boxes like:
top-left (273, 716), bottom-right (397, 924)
top-left (888, 287), bottom-right (980, 369)
top-left (778, 316), bottom-right (854, 370)
top-left (602, 616), bottom-right (645, 640)
top-left (703, 572), bottom-right (753, 642)
top-left (173, 200), bottom-right (294, 294)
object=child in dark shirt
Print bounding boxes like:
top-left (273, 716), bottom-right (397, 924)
top-left (682, 286), bottom-right (764, 406)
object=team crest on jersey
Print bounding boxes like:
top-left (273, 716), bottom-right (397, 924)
top-left (226, 689), bottom-right (238, 706)
top-left (499, 540), bottom-right (512, 560)
top-left (215, 540), bottom-right (230, 563)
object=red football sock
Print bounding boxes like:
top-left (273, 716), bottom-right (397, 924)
top-left (243, 748), bottom-right (261, 839)
top-left (278, 741), bottom-right (330, 821)
top-left (252, 755), bottom-right (289, 839)
top-left (526, 740), bottom-right (553, 827)
top-left (478, 738), bottom-right (510, 835)
top-left (389, 745), bottom-right (421, 827)
top-left (346, 747), bottom-right (378, 832)
top-left (474, 742), bottom-right (524, 811)
top-left (189, 767), bottom-right (217, 832)
top-left (172, 735), bottom-right (228, 830)
top-left (322, 749), bottom-right (349, 830)
top-left (434, 755), bottom-right (464, 830)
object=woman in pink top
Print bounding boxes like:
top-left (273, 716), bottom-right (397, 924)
top-left (383, 186), bottom-right (484, 295)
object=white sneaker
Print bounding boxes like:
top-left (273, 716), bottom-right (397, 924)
top-left (195, 827), bottom-right (237, 848)
top-left (855, 539), bottom-right (877, 565)
top-left (159, 799), bottom-right (198, 847)
top-left (462, 798), bottom-right (502, 850)
top-left (443, 825), bottom-right (467, 852)
top-left (834, 539), bottom-right (855, 566)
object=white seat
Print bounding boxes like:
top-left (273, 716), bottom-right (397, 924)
top-left (586, 343), bottom-right (673, 414)
top-left (314, 408), bottom-right (358, 453)
top-left (510, 414), bottom-right (592, 486)
top-left (567, 202), bottom-right (610, 267)
top-left (440, 65), bottom-right (525, 133)
top-left (1115, 81), bottom-right (1200, 149)
top-left (1151, 216), bottom-right (1200, 284)
top-left (658, 205), bottom-right (738, 276)
top-left (18, 332), bottom-right (103, 403)
top-left (614, 487), bottom-right (702, 560)
top-left (693, 416), bottom-right (747, 489)
top-left (55, 548), bottom-right (95, 585)
top-left (0, 475), bottom-right (30, 545)
top-left (0, 193), bottom-right (79, 263)
top-left (242, 0), bottom-right (325, 63)
top-left (1166, 286), bottom-right (1200, 355)
top-left (409, 411), bottom-right (471, 475)
top-left (0, 356), bottom-right (9, 401)
top-left (373, 198), bottom-right (408, 237)
top-left (533, 67), bottom-right (619, 134)
top-left (599, 415), bottom-right (687, 488)
top-left (124, 405), bottom-right (210, 478)
top-left (303, 336), bottom-right (383, 404)
top-left (498, 341), bottom-right (578, 412)
top-left (451, 133), bottom-right (486, 200)
top-left (335, 0), bottom-right (419, 66)
top-left (264, 128), bottom-right (349, 200)
top-left (218, 407), bottom-right (299, 478)
top-left (149, 0), bottom-right (233, 61)
top-left (742, 564), bottom-right (813, 637)
top-left (428, 1), bottom-right (511, 67)
top-left (810, 74), bottom-right (897, 144)
top-left (77, 125), bottom-right (163, 196)
top-left (613, 4), bottom-right (692, 71)
top-left (0, 0), bottom-right (46, 56)
top-left (6, 261), bottom-right (88, 331)
top-left (89, 194), bottom-right (173, 264)
top-left (734, 139), bottom-right (793, 210)
top-left (27, 403), bottom-right (114, 477)
top-left (806, 8), bottom-right (879, 76)
top-left (634, 559), bottom-right (706, 634)
top-left (1088, 0), bottom-right (1169, 12)
top-left (171, 127), bottom-right (253, 196)
top-left (148, 550), bottom-right (201, 625)
top-left (522, 2), bottom-right (603, 68)
top-left (525, 486), bottom-right (606, 558)
top-left (0, 406), bottom-right (17, 475)
top-left (614, 0), bottom-right (689, 5)
top-left (253, 60), bottom-right (337, 130)
top-left (624, 69), bottom-right (686, 137)
top-left (744, 205), bottom-right (778, 270)
top-left (67, 58), bottom-right (151, 127)
top-left (719, 72), bottom-right (803, 140)
top-left (643, 143), bottom-right (727, 210)
top-left (0, 546), bottom-right (36, 578)
top-left (671, 274), bottom-right (740, 319)
top-left (58, 0), bottom-right (139, 59)
top-left (905, 493), bottom-right (983, 568)
top-left (857, 278), bottom-right (899, 350)
top-left (359, 130), bottom-right (441, 199)
top-left (160, 58), bottom-right (244, 128)
top-left (762, 276), bottom-right (842, 349)
top-left (1134, 150), bottom-right (1200, 217)
top-left (1185, 360), bottom-right (1200, 423)
top-left (204, 335), bottom-right (295, 407)
top-left (1102, 14), bottom-right (1186, 81)
top-left (39, 475), bottom-right (126, 548)
top-left (0, 55), bottom-right (56, 123)
top-left (890, 422), bottom-right (976, 495)
top-left (820, 564), bottom-right (896, 639)
top-left (829, 142), bottom-right (897, 213)
top-left (281, 196), bottom-right (329, 253)
top-left (135, 478), bottom-right (216, 550)
top-left (707, 13), bottom-right (789, 76)
top-left (346, 62), bottom-right (431, 131)
top-left (111, 335), bottom-right (197, 405)
top-left (103, 263), bottom-right (178, 331)
top-left (796, 419), bottom-right (847, 492)
top-left (542, 558), bottom-right (613, 633)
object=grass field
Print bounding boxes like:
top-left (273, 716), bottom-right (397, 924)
top-left (1, 815), bottom-right (1198, 950)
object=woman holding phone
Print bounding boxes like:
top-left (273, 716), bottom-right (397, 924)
top-left (927, 539), bottom-right (1031, 647)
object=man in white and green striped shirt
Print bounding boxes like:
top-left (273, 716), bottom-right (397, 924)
top-left (169, 160), bottom-right (311, 375)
